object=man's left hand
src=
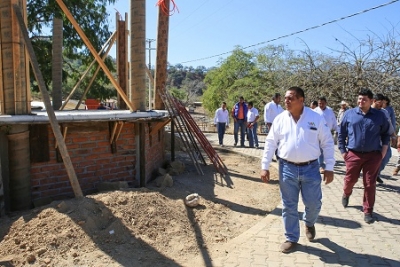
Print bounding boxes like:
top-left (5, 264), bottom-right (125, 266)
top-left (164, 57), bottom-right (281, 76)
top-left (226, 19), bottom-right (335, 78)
top-left (323, 170), bottom-right (334, 185)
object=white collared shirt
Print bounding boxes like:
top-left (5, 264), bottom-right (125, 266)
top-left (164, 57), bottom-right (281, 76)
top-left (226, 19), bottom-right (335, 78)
top-left (313, 106), bottom-right (338, 132)
top-left (264, 101), bottom-right (284, 123)
top-left (261, 107), bottom-right (335, 171)
top-left (214, 107), bottom-right (229, 125)
top-left (247, 107), bottom-right (259, 123)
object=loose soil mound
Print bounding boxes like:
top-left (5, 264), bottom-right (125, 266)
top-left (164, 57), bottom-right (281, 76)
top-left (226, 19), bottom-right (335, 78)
top-left (0, 151), bottom-right (280, 267)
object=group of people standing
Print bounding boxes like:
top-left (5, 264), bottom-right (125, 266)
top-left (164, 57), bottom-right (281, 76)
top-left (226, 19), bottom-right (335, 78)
top-left (257, 87), bottom-right (395, 253)
top-left (213, 94), bottom-right (284, 148)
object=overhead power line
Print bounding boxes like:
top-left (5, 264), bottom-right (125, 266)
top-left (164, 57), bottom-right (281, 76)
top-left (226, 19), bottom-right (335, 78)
top-left (181, 0), bottom-right (400, 64)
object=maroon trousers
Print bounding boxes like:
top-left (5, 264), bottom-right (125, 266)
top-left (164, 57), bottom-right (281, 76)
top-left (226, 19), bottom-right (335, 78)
top-left (343, 150), bottom-right (382, 214)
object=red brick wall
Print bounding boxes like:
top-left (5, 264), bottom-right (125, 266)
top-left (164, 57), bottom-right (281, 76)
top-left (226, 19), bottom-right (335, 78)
top-left (30, 121), bottom-right (165, 201)
top-left (145, 123), bottom-right (166, 179)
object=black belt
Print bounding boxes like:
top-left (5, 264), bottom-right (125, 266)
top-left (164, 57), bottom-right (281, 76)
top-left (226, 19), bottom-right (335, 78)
top-left (348, 149), bottom-right (380, 154)
top-left (280, 158), bottom-right (318, 166)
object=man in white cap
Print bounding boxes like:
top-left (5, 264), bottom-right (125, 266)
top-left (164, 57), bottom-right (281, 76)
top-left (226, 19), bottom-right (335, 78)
top-left (337, 100), bottom-right (349, 126)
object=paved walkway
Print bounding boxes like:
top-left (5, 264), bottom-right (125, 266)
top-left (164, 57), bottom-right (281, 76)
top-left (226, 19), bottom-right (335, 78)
top-left (187, 133), bottom-right (400, 267)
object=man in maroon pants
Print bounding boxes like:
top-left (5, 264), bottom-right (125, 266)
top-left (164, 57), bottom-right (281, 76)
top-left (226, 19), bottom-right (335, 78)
top-left (337, 89), bottom-right (391, 224)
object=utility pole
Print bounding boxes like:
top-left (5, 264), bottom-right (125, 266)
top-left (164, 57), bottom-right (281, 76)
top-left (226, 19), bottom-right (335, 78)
top-left (146, 38), bottom-right (156, 110)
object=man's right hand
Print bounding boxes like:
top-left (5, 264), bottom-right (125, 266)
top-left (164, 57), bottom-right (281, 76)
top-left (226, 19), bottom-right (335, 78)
top-left (260, 170), bottom-right (270, 183)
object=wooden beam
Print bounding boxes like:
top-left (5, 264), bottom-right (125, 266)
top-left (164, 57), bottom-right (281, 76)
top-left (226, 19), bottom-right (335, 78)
top-left (60, 31), bottom-right (116, 110)
top-left (55, 126), bottom-right (68, 149)
top-left (13, 5), bottom-right (83, 198)
top-left (109, 121), bottom-right (119, 144)
top-left (116, 13), bottom-right (128, 110)
top-left (54, 0), bottom-right (134, 111)
top-left (150, 119), bottom-right (170, 135)
top-left (115, 121), bottom-right (124, 142)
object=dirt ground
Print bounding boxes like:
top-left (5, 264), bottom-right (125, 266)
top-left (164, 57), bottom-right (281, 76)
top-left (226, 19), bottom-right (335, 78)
top-left (0, 149), bottom-right (280, 267)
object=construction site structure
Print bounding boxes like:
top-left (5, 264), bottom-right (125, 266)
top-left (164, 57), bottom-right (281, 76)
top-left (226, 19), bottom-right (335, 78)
top-left (0, 0), bottom-right (223, 215)
top-left (0, 0), bottom-right (171, 213)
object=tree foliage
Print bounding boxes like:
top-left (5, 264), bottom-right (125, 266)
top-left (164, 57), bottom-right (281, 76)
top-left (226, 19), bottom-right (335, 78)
top-left (27, 0), bottom-right (116, 100)
top-left (202, 31), bottom-right (400, 124)
top-left (203, 47), bottom-right (276, 115)
top-left (166, 64), bottom-right (207, 104)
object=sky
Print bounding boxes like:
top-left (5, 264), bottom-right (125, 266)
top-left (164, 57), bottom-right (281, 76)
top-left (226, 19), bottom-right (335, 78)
top-left (106, 0), bottom-right (400, 69)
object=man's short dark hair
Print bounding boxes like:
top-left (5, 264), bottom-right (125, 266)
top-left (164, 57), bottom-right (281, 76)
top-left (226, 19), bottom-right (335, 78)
top-left (222, 101), bottom-right (226, 105)
top-left (318, 96), bottom-right (327, 102)
top-left (358, 89), bottom-right (373, 99)
top-left (248, 101), bottom-right (253, 106)
top-left (288, 87), bottom-right (305, 99)
top-left (272, 93), bottom-right (281, 100)
top-left (384, 95), bottom-right (391, 105)
top-left (373, 93), bottom-right (385, 101)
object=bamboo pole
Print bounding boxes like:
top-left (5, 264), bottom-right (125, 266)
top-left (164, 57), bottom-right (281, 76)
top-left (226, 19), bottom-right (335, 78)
top-left (13, 5), bottom-right (83, 198)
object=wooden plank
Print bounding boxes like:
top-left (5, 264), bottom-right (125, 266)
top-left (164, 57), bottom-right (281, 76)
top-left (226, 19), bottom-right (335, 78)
top-left (54, 0), bottom-right (134, 111)
top-left (13, 5), bottom-right (83, 198)
top-left (150, 118), bottom-right (170, 135)
top-left (51, 17), bottom-right (63, 110)
top-left (117, 14), bottom-right (128, 110)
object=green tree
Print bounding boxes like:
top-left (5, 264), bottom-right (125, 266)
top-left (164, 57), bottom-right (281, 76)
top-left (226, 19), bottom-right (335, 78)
top-left (27, 0), bottom-right (116, 100)
top-left (202, 47), bottom-right (275, 115)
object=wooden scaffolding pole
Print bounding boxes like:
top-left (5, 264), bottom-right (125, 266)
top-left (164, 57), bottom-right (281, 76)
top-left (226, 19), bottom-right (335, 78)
top-left (13, 5), bottom-right (83, 198)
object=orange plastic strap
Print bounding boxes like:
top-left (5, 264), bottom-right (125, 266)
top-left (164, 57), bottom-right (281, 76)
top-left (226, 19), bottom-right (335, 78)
top-left (156, 0), bottom-right (179, 16)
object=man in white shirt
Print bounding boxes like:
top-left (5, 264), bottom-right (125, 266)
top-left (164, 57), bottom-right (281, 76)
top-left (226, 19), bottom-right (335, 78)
top-left (246, 101), bottom-right (260, 148)
top-left (260, 87), bottom-right (335, 253)
top-left (213, 102), bottom-right (229, 146)
top-left (264, 93), bottom-right (284, 132)
top-left (313, 97), bottom-right (338, 174)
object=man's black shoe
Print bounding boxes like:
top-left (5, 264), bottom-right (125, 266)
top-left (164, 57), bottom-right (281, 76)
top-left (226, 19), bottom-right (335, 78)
top-left (342, 195), bottom-right (349, 208)
top-left (280, 241), bottom-right (297, 253)
top-left (376, 176), bottom-right (384, 184)
top-left (305, 225), bottom-right (316, 241)
top-left (364, 213), bottom-right (374, 224)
